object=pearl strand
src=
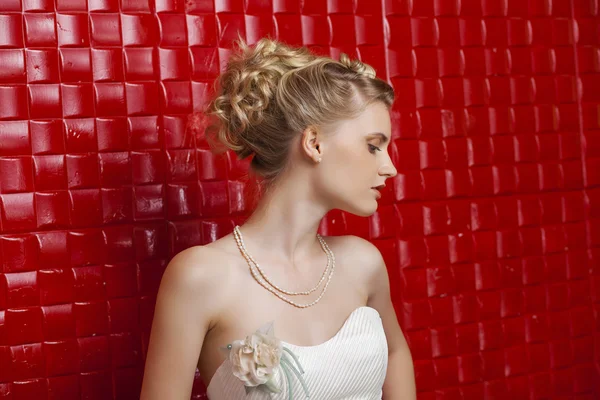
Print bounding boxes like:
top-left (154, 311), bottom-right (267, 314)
top-left (233, 226), bottom-right (330, 296)
top-left (233, 226), bottom-right (335, 309)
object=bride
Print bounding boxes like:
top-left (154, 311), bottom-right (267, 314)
top-left (140, 38), bottom-right (416, 399)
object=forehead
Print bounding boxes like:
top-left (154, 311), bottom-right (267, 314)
top-left (331, 102), bottom-right (391, 137)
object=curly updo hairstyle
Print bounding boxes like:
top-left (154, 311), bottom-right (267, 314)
top-left (201, 38), bottom-right (394, 187)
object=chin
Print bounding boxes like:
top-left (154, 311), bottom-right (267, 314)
top-left (341, 200), bottom-right (378, 218)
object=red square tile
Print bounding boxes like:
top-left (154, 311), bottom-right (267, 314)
top-left (194, 149), bottom-right (227, 182)
top-left (134, 185), bottom-right (165, 220)
top-left (101, 187), bottom-right (133, 224)
top-left (68, 189), bottom-right (102, 226)
top-left (23, 0), bottom-right (54, 10)
top-left (68, 229), bottom-right (106, 267)
top-left (0, 121), bottom-right (30, 156)
top-left (79, 371), bottom-right (112, 400)
top-left (273, 14), bottom-right (302, 47)
top-left (91, 48), bottom-right (124, 82)
top-left (166, 183), bottom-right (198, 219)
top-left (88, 0), bottom-right (119, 12)
top-left (73, 265), bottom-right (105, 302)
top-left (44, 340), bottom-right (78, 376)
top-left (74, 302), bottom-right (108, 337)
top-left (24, 13), bottom-right (57, 47)
top-left (124, 48), bottom-right (157, 81)
top-left (98, 152), bottom-right (131, 187)
top-left (158, 48), bottom-right (190, 81)
top-left (56, 0), bottom-right (87, 11)
top-left (78, 336), bottom-right (109, 371)
top-left (94, 83), bottom-right (126, 116)
top-left (186, 14), bottom-right (216, 47)
top-left (56, 13), bottom-right (89, 47)
top-left (35, 191), bottom-right (69, 229)
top-left (64, 118), bottom-right (97, 153)
top-left (108, 298), bottom-right (139, 333)
top-left (5, 307), bottom-right (43, 345)
top-left (26, 49), bottom-right (60, 83)
top-left (62, 83), bottom-right (95, 118)
top-left (10, 343), bottom-right (44, 380)
top-left (104, 263), bottom-right (137, 298)
top-left (274, 0), bottom-right (300, 14)
top-left (1, 234), bottom-right (39, 273)
top-left (33, 155), bottom-right (66, 191)
top-left (43, 304), bottom-right (76, 341)
top-left (109, 332), bottom-right (142, 368)
top-left (90, 13), bottom-right (121, 46)
top-left (0, 193), bottom-right (36, 232)
top-left (47, 375), bottom-right (80, 400)
top-left (121, 13), bottom-right (158, 47)
top-left (0, 0), bottom-right (21, 11)
top-left (166, 149), bottom-right (196, 182)
top-left (0, 14), bottom-right (23, 48)
top-left (30, 120), bottom-right (64, 155)
top-left (299, 15), bottom-right (329, 47)
top-left (121, 0), bottom-right (151, 11)
top-left (160, 81), bottom-right (191, 114)
top-left (0, 86), bottom-right (29, 120)
top-left (5, 271), bottom-right (38, 308)
top-left (28, 84), bottom-right (62, 118)
top-left (0, 157), bottom-right (34, 193)
top-left (59, 48), bottom-right (92, 82)
top-left (158, 14), bottom-right (188, 47)
top-left (163, 115), bottom-right (192, 149)
top-left (103, 226), bottom-right (133, 264)
top-left (66, 154), bottom-right (99, 189)
top-left (125, 82), bottom-right (160, 115)
top-left (38, 268), bottom-right (74, 306)
top-left (97, 117), bottom-right (129, 151)
top-left (133, 224), bottom-right (168, 261)
top-left (0, 49), bottom-right (27, 83)
top-left (137, 260), bottom-right (166, 296)
top-left (131, 150), bottom-right (165, 184)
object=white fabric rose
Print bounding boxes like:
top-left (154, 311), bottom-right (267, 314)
top-left (230, 332), bottom-right (282, 387)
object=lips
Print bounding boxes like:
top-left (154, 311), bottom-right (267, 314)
top-left (371, 184), bottom-right (385, 199)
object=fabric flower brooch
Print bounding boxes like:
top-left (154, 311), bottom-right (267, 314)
top-left (223, 323), bottom-right (310, 399)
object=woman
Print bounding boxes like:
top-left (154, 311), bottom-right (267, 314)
top-left (140, 38), bottom-right (416, 399)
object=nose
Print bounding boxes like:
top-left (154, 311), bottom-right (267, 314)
top-left (379, 153), bottom-right (397, 178)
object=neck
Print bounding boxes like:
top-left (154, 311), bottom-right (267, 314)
top-left (239, 175), bottom-right (329, 267)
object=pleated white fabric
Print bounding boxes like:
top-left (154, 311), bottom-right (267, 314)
top-left (206, 306), bottom-right (388, 400)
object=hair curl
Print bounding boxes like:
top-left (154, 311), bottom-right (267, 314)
top-left (197, 38), bottom-right (394, 185)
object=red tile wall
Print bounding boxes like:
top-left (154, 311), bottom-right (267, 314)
top-left (0, 0), bottom-right (598, 399)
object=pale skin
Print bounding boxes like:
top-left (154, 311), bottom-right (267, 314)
top-left (140, 101), bottom-right (417, 399)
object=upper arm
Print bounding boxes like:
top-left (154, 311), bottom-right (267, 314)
top-left (140, 247), bottom-right (224, 400)
top-left (357, 238), bottom-right (407, 354)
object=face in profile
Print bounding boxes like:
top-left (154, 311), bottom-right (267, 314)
top-left (315, 101), bottom-right (397, 217)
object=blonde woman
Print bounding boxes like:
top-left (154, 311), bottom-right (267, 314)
top-left (140, 38), bottom-right (416, 399)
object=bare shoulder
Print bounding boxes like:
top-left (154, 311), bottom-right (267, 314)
top-left (324, 234), bottom-right (387, 282)
top-left (326, 234), bottom-right (384, 263)
top-left (157, 240), bottom-right (244, 326)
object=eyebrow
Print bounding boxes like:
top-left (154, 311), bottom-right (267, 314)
top-left (367, 132), bottom-right (390, 144)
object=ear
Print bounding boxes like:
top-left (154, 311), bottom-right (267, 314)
top-left (300, 126), bottom-right (322, 162)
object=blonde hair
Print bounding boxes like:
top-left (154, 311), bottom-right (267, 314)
top-left (199, 38), bottom-right (394, 185)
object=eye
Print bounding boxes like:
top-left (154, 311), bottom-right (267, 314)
top-left (368, 144), bottom-right (382, 154)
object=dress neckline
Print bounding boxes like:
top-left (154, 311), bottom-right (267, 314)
top-left (206, 306), bottom-right (380, 393)
top-left (281, 306), bottom-right (379, 349)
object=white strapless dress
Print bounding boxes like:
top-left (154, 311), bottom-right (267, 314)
top-left (206, 306), bottom-right (388, 400)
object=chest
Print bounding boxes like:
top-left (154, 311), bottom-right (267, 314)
top-left (206, 307), bottom-right (388, 399)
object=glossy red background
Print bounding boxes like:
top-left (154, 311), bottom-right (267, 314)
top-left (1, 0), bottom-right (599, 399)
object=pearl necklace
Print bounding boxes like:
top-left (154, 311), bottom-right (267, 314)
top-left (233, 226), bottom-right (331, 296)
top-left (233, 225), bottom-right (335, 309)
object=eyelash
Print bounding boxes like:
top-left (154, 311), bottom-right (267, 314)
top-left (368, 144), bottom-right (382, 154)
